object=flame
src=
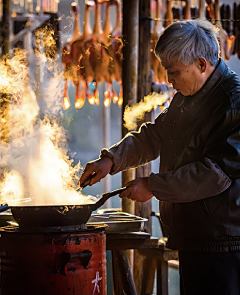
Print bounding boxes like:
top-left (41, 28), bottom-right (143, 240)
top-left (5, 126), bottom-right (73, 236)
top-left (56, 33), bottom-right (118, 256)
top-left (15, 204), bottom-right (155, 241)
top-left (63, 80), bottom-right (71, 110)
top-left (75, 96), bottom-right (85, 109)
top-left (0, 170), bottom-right (25, 203)
top-left (112, 91), bottom-right (119, 103)
top-left (118, 96), bottom-right (123, 107)
top-left (63, 95), bottom-right (71, 110)
top-left (94, 89), bottom-right (100, 105)
top-left (104, 90), bottom-right (111, 107)
top-left (87, 95), bottom-right (95, 105)
top-left (75, 83), bottom-right (85, 109)
top-left (118, 85), bottom-right (123, 106)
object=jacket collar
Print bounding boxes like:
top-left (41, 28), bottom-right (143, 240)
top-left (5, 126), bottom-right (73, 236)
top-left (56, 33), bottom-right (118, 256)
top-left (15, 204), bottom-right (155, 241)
top-left (175, 58), bottom-right (228, 110)
top-left (189, 58), bottom-right (227, 101)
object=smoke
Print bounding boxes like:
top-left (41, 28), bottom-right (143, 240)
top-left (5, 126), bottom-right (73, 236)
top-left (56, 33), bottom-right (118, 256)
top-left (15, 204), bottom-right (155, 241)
top-left (123, 92), bottom-right (169, 130)
top-left (0, 49), bottom-right (28, 102)
top-left (0, 51), bottom-right (96, 206)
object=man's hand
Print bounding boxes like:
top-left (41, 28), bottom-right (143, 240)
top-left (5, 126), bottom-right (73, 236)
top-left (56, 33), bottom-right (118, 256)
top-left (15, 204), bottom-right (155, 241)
top-left (78, 157), bottom-right (113, 188)
top-left (119, 177), bottom-right (154, 202)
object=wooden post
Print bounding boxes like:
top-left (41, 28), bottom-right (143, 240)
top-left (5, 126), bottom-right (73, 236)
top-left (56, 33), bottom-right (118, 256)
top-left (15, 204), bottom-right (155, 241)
top-left (135, 0), bottom-right (152, 234)
top-left (0, 0), bottom-right (11, 143)
top-left (134, 0), bottom-right (153, 293)
top-left (121, 0), bottom-right (139, 213)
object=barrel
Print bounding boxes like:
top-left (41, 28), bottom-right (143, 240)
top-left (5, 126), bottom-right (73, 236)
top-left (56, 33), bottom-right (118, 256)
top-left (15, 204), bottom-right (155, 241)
top-left (0, 226), bottom-right (107, 295)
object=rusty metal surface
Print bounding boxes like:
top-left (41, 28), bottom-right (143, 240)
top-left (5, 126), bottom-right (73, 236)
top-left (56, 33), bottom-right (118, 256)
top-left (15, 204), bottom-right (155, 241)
top-left (0, 229), bottom-right (107, 295)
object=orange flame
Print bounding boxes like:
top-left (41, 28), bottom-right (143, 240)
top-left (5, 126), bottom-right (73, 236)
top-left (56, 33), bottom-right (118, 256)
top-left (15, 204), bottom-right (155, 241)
top-left (63, 96), bottom-right (71, 110)
top-left (118, 85), bottom-right (123, 106)
top-left (94, 89), bottom-right (100, 105)
top-left (88, 95), bottom-right (95, 105)
top-left (75, 84), bottom-right (85, 109)
top-left (112, 90), bottom-right (119, 103)
top-left (75, 96), bottom-right (85, 109)
top-left (63, 80), bottom-right (71, 110)
top-left (104, 90), bottom-right (111, 107)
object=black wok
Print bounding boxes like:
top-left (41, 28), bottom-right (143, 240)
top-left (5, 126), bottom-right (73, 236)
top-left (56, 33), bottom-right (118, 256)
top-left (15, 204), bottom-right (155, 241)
top-left (0, 187), bottom-right (126, 228)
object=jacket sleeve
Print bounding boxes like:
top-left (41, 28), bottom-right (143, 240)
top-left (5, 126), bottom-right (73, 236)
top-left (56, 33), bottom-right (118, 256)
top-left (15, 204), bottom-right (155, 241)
top-left (149, 157), bottom-right (232, 203)
top-left (100, 113), bottom-right (165, 174)
top-left (149, 97), bottom-right (240, 203)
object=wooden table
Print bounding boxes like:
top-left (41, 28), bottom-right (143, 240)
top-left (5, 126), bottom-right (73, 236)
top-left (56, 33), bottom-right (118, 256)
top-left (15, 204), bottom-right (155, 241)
top-left (106, 232), bottom-right (178, 295)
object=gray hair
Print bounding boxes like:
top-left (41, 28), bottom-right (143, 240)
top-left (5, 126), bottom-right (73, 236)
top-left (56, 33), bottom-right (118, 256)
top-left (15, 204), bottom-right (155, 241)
top-left (154, 19), bottom-right (220, 66)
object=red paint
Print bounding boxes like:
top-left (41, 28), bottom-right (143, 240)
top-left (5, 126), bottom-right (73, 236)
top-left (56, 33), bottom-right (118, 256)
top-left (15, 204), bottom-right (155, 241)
top-left (0, 228), bottom-right (106, 295)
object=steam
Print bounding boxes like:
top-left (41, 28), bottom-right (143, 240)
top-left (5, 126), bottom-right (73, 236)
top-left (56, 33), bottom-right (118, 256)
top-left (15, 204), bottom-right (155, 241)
top-left (123, 92), bottom-right (169, 130)
top-left (0, 50), bottom-right (28, 102)
top-left (0, 50), bottom-right (96, 206)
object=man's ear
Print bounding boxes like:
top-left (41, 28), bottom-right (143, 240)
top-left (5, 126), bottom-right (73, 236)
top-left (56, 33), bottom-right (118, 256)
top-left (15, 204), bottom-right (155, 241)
top-left (198, 57), bottom-right (207, 72)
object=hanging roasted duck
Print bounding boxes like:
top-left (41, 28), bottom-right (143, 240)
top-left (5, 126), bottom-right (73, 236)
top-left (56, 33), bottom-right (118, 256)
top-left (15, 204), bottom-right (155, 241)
top-left (151, 0), bottom-right (167, 83)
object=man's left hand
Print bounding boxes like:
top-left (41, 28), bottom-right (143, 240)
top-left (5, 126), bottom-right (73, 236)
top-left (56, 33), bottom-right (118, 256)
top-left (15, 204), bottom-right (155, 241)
top-left (119, 177), bottom-right (154, 202)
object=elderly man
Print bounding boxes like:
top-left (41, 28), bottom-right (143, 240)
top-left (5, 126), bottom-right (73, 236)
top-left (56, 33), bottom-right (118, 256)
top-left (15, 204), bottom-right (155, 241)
top-left (79, 19), bottom-right (240, 295)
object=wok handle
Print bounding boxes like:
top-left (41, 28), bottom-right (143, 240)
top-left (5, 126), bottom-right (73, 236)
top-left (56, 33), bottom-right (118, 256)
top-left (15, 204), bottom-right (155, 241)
top-left (91, 187), bottom-right (127, 212)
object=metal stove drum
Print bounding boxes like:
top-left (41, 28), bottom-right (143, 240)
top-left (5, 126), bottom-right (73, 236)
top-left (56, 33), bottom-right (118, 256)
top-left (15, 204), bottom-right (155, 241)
top-left (0, 224), bottom-right (107, 295)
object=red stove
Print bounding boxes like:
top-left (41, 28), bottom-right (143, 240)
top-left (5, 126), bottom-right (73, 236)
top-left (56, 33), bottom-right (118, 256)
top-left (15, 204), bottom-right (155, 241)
top-left (0, 224), bottom-right (107, 295)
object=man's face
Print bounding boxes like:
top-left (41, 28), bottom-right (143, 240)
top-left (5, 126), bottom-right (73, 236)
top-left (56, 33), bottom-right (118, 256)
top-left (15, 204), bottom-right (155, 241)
top-left (161, 60), bottom-right (204, 96)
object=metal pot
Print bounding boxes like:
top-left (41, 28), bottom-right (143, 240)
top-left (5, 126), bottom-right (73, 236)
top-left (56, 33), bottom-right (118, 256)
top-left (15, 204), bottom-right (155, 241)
top-left (0, 187), bottom-right (126, 228)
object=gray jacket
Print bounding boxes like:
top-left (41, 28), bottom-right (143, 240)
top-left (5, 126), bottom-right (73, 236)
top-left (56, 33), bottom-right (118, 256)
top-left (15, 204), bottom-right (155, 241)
top-left (101, 59), bottom-right (240, 251)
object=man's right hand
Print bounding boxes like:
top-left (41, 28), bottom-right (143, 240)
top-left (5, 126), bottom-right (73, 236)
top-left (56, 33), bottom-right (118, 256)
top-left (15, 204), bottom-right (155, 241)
top-left (78, 157), bottom-right (113, 188)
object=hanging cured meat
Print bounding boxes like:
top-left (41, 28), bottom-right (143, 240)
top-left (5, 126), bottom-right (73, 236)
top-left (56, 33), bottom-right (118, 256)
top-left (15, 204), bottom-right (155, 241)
top-left (205, 0), bottom-right (215, 20)
top-left (71, 0), bottom-right (95, 85)
top-left (107, 0), bottom-right (123, 105)
top-left (61, 0), bottom-right (124, 108)
top-left (151, 0), bottom-right (167, 83)
top-left (62, 2), bottom-right (83, 110)
top-left (233, 2), bottom-right (240, 58)
top-left (67, 1), bottom-right (95, 106)
top-left (62, 2), bottom-right (82, 67)
top-left (173, 5), bottom-right (182, 20)
top-left (164, 0), bottom-right (173, 28)
top-left (182, 0), bottom-right (191, 20)
top-left (214, 0), bottom-right (235, 61)
top-left (191, 6), bottom-right (198, 19)
top-left (238, 3), bottom-right (240, 59)
top-left (107, 0), bottom-right (122, 84)
top-left (232, 2), bottom-right (238, 55)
